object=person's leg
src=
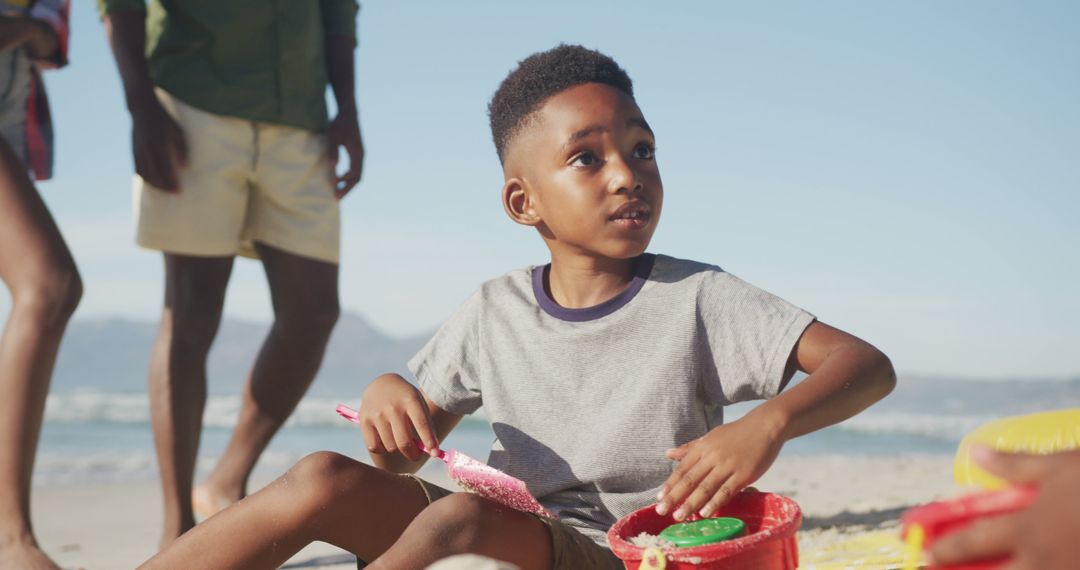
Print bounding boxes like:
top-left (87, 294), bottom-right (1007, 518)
top-left (371, 493), bottom-right (553, 570)
top-left (0, 139), bottom-right (81, 569)
top-left (194, 243), bottom-right (338, 515)
top-left (142, 452), bottom-right (430, 569)
top-left (150, 253), bottom-right (233, 546)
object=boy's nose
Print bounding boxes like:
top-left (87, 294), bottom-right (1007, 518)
top-left (607, 157), bottom-right (643, 195)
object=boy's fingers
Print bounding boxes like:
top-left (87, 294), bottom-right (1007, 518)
top-left (697, 472), bottom-right (739, 518)
top-left (931, 515), bottom-right (1017, 566)
top-left (676, 468), bottom-right (721, 519)
top-left (665, 443), bottom-right (691, 461)
top-left (405, 401), bottom-right (439, 454)
top-left (360, 421), bottom-right (385, 454)
top-left (658, 451), bottom-right (697, 501)
top-left (661, 461), bottom-right (711, 520)
top-left (372, 420), bottom-right (396, 455)
top-left (388, 413), bottom-right (422, 461)
top-left (973, 446), bottom-right (1059, 485)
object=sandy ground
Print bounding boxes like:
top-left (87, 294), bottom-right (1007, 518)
top-left (33, 454), bottom-right (960, 569)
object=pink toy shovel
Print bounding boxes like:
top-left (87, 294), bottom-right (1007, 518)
top-left (335, 404), bottom-right (555, 519)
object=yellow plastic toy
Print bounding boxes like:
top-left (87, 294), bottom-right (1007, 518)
top-left (953, 408), bottom-right (1080, 489)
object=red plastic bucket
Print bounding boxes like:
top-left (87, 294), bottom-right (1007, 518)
top-left (608, 491), bottom-right (801, 569)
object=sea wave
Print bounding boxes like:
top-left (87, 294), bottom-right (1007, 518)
top-left (47, 391), bottom-right (992, 442)
top-left (33, 450), bottom-right (309, 486)
top-left (44, 390), bottom-right (490, 429)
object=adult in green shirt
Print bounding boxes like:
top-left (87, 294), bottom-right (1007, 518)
top-left (97, 0), bottom-right (363, 547)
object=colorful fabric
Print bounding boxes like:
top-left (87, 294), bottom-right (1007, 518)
top-left (0, 0), bottom-right (69, 180)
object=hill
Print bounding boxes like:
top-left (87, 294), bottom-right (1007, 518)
top-left (52, 313), bottom-right (431, 396)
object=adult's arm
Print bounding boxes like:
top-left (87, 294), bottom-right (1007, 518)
top-left (322, 0), bottom-right (363, 198)
top-left (101, 7), bottom-right (188, 191)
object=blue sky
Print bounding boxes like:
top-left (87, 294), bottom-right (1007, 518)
top-left (2, 1), bottom-right (1077, 378)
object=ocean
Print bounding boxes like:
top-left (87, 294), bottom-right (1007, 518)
top-left (35, 376), bottom-right (1079, 486)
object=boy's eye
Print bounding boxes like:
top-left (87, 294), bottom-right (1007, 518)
top-left (570, 152), bottom-right (598, 167)
top-left (633, 143), bottom-right (655, 160)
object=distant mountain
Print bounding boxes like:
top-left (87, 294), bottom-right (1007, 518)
top-left (52, 313), bottom-right (432, 396)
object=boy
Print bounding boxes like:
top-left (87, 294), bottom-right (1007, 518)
top-left (139, 44), bottom-right (895, 569)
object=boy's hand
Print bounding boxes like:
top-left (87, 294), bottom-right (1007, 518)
top-left (656, 413), bottom-right (785, 521)
top-left (931, 447), bottom-right (1080, 570)
top-left (358, 373), bottom-right (440, 462)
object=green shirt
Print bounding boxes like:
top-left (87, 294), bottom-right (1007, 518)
top-left (98, 0), bottom-right (359, 132)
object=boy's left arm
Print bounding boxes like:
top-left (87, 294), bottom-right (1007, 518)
top-left (657, 321), bottom-right (896, 520)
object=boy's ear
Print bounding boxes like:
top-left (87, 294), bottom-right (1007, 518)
top-left (502, 177), bottom-right (540, 227)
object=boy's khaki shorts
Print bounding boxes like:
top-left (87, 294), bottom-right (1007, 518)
top-left (134, 89), bottom-right (340, 264)
top-left (398, 475), bottom-right (624, 570)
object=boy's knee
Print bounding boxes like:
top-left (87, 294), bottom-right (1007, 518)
top-left (414, 493), bottom-right (496, 551)
top-left (288, 451), bottom-right (367, 509)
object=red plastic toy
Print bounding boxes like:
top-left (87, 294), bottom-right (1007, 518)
top-left (900, 485), bottom-right (1039, 569)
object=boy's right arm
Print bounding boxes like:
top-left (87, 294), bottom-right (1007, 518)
top-left (358, 373), bottom-right (463, 474)
top-left (102, 8), bottom-right (188, 191)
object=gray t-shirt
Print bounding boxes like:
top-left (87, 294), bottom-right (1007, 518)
top-left (409, 254), bottom-right (815, 547)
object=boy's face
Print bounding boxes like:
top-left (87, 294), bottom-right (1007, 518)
top-left (502, 83), bottom-right (663, 263)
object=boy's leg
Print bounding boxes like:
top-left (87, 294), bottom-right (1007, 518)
top-left (0, 138), bottom-right (80, 570)
top-left (194, 243), bottom-right (338, 515)
top-left (372, 494), bottom-right (553, 570)
top-left (141, 452), bottom-right (429, 569)
top-left (150, 253), bottom-right (234, 546)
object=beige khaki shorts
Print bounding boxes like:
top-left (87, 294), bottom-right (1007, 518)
top-left (134, 89), bottom-right (340, 263)
top-left (403, 475), bottom-right (624, 570)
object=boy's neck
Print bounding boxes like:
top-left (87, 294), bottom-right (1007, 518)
top-left (545, 254), bottom-right (641, 309)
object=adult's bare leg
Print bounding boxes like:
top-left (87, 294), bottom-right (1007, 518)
top-left (142, 452), bottom-right (429, 569)
top-left (150, 253), bottom-right (233, 547)
top-left (194, 243), bottom-right (338, 516)
top-left (0, 139), bottom-right (81, 569)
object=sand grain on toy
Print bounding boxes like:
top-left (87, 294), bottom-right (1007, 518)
top-left (450, 453), bottom-right (555, 518)
top-left (629, 531), bottom-right (676, 549)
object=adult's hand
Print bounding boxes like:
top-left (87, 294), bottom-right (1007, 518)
top-left (130, 94), bottom-right (188, 192)
top-left (326, 111), bottom-right (364, 199)
top-left (931, 446), bottom-right (1080, 570)
top-left (0, 15), bottom-right (56, 57)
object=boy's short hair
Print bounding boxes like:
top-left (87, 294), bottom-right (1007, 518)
top-left (488, 44), bottom-right (635, 164)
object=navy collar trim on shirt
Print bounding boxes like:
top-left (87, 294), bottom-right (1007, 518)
top-left (531, 254), bottom-right (656, 322)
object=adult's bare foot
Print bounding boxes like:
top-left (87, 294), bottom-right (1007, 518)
top-left (192, 483), bottom-right (242, 521)
top-left (0, 538), bottom-right (61, 570)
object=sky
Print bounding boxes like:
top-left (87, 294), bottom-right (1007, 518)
top-left (1, 1), bottom-right (1077, 379)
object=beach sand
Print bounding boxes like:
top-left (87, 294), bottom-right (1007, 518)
top-left (33, 454), bottom-right (959, 569)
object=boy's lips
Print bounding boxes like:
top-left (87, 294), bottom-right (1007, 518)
top-left (608, 201), bottom-right (652, 229)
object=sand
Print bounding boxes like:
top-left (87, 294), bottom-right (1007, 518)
top-left (32, 454), bottom-right (960, 569)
